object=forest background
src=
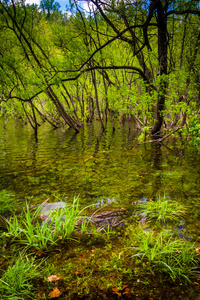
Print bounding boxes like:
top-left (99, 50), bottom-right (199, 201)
top-left (0, 0), bottom-right (200, 141)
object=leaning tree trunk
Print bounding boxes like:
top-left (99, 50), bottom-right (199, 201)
top-left (151, 1), bottom-right (168, 135)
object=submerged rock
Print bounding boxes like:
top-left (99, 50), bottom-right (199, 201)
top-left (39, 202), bottom-right (66, 220)
top-left (39, 201), bottom-right (126, 229)
top-left (90, 208), bottom-right (126, 229)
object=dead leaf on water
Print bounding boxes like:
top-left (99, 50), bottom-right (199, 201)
top-left (48, 287), bottom-right (61, 298)
top-left (46, 275), bottom-right (61, 282)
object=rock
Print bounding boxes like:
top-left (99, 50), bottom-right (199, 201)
top-left (39, 202), bottom-right (66, 220)
top-left (90, 208), bottom-right (126, 229)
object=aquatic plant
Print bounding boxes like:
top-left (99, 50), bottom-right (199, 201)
top-left (138, 195), bottom-right (186, 223)
top-left (0, 252), bottom-right (42, 299)
top-left (85, 172), bottom-right (90, 183)
top-left (128, 227), bottom-right (198, 282)
top-left (2, 197), bottom-right (92, 250)
top-left (0, 190), bottom-right (16, 215)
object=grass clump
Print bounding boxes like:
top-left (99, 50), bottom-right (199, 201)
top-left (138, 195), bottom-right (186, 223)
top-left (127, 226), bottom-right (198, 282)
top-left (0, 253), bottom-right (42, 299)
top-left (2, 197), bottom-right (91, 250)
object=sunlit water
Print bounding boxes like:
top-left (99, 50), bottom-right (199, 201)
top-left (0, 117), bottom-right (200, 237)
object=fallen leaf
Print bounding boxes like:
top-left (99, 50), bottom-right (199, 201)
top-left (194, 282), bottom-right (199, 285)
top-left (91, 249), bottom-right (96, 252)
top-left (123, 287), bottom-right (132, 296)
top-left (122, 285), bottom-right (128, 289)
top-left (179, 210), bottom-right (185, 214)
top-left (46, 275), bottom-right (61, 282)
top-left (112, 287), bottom-right (121, 296)
top-left (48, 287), bottom-right (60, 298)
top-left (196, 248), bottom-right (200, 254)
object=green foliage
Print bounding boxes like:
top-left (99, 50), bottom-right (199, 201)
top-left (138, 127), bottom-right (150, 143)
top-left (189, 116), bottom-right (200, 146)
top-left (138, 195), bottom-right (186, 223)
top-left (0, 0), bottom-right (200, 136)
top-left (2, 197), bottom-right (91, 250)
top-left (0, 253), bottom-right (42, 299)
top-left (40, 0), bottom-right (61, 16)
top-left (128, 227), bottom-right (198, 282)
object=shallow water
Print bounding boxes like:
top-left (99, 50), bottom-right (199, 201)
top-left (0, 117), bottom-right (200, 238)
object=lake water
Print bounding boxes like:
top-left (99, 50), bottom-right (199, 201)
top-left (0, 117), bottom-right (200, 238)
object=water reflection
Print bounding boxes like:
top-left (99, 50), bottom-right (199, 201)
top-left (0, 117), bottom-right (200, 214)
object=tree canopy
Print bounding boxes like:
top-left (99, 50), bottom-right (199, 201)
top-left (0, 0), bottom-right (200, 137)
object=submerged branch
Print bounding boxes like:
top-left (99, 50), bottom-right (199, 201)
top-left (138, 127), bottom-right (184, 145)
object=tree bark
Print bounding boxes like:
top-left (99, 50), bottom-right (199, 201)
top-left (151, 0), bottom-right (168, 135)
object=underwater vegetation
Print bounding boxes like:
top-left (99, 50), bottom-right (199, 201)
top-left (0, 190), bottom-right (17, 215)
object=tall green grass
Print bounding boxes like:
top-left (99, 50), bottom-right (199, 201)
top-left (128, 227), bottom-right (198, 282)
top-left (138, 195), bottom-right (186, 223)
top-left (2, 197), bottom-right (91, 250)
top-left (0, 252), bottom-right (42, 299)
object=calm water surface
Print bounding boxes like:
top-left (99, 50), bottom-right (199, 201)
top-left (0, 117), bottom-right (200, 237)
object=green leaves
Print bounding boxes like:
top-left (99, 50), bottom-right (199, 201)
top-left (189, 116), bottom-right (200, 146)
top-left (0, 0), bottom-right (200, 134)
